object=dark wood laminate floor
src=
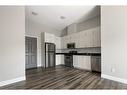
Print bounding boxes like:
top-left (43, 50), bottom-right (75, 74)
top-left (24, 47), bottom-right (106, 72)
top-left (1, 65), bottom-right (127, 89)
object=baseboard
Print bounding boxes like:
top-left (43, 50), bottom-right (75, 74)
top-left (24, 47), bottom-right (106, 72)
top-left (74, 67), bottom-right (91, 72)
top-left (0, 76), bottom-right (26, 87)
top-left (56, 64), bottom-right (64, 66)
top-left (101, 74), bottom-right (127, 84)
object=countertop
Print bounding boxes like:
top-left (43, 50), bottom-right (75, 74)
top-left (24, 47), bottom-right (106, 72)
top-left (55, 53), bottom-right (101, 56)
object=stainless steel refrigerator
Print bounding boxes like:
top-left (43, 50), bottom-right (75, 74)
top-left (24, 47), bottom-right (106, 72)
top-left (45, 43), bottom-right (55, 68)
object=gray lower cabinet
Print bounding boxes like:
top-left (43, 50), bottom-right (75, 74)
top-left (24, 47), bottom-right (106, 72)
top-left (91, 56), bottom-right (101, 72)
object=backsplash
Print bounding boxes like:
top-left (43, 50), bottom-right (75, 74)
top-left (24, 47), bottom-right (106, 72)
top-left (56, 47), bottom-right (101, 53)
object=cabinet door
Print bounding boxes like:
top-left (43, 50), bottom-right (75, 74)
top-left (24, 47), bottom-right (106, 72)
top-left (61, 55), bottom-right (64, 65)
top-left (45, 33), bottom-right (49, 42)
top-left (50, 34), bottom-right (55, 43)
top-left (77, 29), bottom-right (92, 48)
top-left (74, 33), bottom-right (79, 48)
top-left (45, 33), bottom-right (55, 43)
top-left (56, 55), bottom-right (65, 65)
top-left (61, 37), bottom-right (64, 49)
top-left (82, 56), bottom-right (91, 70)
top-left (73, 55), bottom-right (91, 70)
top-left (61, 37), bottom-right (66, 49)
top-left (86, 29), bottom-right (93, 47)
top-left (75, 27), bottom-right (100, 48)
top-left (73, 55), bottom-right (79, 67)
top-left (93, 27), bottom-right (101, 47)
top-left (72, 33), bottom-right (79, 48)
top-left (55, 37), bottom-right (61, 49)
top-left (66, 35), bottom-right (70, 44)
top-left (56, 55), bottom-right (61, 65)
top-left (70, 33), bottom-right (78, 44)
top-left (69, 34), bottom-right (74, 43)
top-left (80, 31), bottom-right (87, 48)
top-left (77, 32), bottom-right (83, 48)
top-left (61, 36), bottom-right (70, 49)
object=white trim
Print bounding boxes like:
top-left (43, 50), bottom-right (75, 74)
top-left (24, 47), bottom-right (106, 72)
top-left (0, 76), bottom-right (26, 87)
top-left (74, 67), bottom-right (91, 72)
top-left (101, 74), bottom-right (127, 84)
top-left (25, 34), bottom-right (38, 38)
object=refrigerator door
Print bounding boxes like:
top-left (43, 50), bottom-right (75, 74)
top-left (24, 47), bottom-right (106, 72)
top-left (48, 44), bottom-right (55, 52)
top-left (48, 52), bottom-right (55, 67)
top-left (45, 43), bottom-right (55, 68)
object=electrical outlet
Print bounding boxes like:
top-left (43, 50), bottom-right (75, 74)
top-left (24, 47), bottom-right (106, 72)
top-left (111, 68), bottom-right (115, 73)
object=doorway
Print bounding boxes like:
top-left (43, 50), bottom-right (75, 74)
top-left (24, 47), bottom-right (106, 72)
top-left (25, 36), bottom-right (37, 69)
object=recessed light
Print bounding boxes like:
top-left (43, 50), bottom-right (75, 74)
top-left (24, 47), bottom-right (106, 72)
top-left (32, 12), bottom-right (38, 16)
top-left (60, 16), bottom-right (66, 19)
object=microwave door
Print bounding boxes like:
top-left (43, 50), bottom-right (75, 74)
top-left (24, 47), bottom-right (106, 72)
top-left (67, 43), bottom-right (75, 49)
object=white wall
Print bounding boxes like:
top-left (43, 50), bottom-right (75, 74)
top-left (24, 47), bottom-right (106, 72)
top-left (0, 7), bottom-right (25, 85)
top-left (101, 6), bottom-right (127, 83)
top-left (67, 23), bottom-right (77, 35)
top-left (25, 19), bottom-right (61, 67)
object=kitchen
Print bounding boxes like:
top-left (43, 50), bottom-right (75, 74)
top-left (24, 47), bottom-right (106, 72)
top-left (42, 16), bottom-right (101, 73)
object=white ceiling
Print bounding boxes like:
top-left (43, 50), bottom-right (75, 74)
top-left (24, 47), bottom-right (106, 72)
top-left (25, 6), bottom-right (100, 31)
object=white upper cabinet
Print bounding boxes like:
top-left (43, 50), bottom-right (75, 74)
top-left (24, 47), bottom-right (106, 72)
top-left (54, 36), bottom-right (61, 49)
top-left (93, 27), bottom-right (101, 47)
top-left (85, 29), bottom-right (93, 47)
top-left (45, 32), bottom-right (55, 43)
top-left (71, 33), bottom-right (79, 47)
top-left (61, 36), bottom-right (67, 49)
top-left (77, 27), bottom-right (100, 48)
top-left (42, 27), bottom-right (101, 49)
top-left (43, 32), bottom-right (61, 49)
top-left (61, 35), bottom-right (72, 49)
top-left (75, 31), bottom-right (83, 48)
top-left (61, 26), bottom-right (101, 49)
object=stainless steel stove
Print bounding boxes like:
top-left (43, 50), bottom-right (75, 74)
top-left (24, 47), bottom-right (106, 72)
top-left (64, 51), bottom-right (77, 67)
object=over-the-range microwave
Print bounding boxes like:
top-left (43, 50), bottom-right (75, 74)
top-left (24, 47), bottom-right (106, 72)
top-left (67, 43), bottom-right (75, 49)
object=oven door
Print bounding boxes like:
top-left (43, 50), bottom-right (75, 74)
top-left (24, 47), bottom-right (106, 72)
top-left (64, 55), bottom-right (73, 67)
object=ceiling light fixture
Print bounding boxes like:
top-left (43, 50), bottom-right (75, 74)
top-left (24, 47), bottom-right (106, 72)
top-left (60, 16), bottom-right (66, 19)
top-left (32, 12), bottom-right (38, 16)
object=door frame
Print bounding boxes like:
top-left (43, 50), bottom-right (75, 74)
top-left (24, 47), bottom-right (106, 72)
top-left (25, 36), bottom-right (37, 69)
